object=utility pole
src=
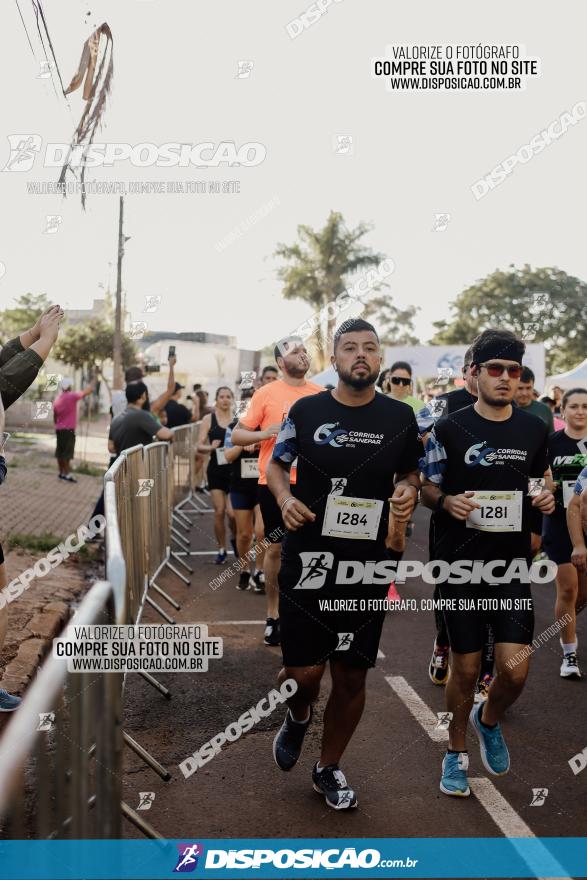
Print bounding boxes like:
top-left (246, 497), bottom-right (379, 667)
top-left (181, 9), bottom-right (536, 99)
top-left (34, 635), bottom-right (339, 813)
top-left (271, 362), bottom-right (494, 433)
top-left (112, 196), bottom-right (124, 389)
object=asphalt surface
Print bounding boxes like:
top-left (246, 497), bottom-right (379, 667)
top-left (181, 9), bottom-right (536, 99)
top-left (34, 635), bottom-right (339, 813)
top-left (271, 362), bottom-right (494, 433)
top-left (122, 502), bottom-right (587, 860)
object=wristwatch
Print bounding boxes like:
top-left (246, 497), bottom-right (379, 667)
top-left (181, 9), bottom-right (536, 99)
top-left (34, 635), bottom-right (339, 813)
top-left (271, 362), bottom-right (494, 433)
top-left (436, 493), bottom-right (446, 512)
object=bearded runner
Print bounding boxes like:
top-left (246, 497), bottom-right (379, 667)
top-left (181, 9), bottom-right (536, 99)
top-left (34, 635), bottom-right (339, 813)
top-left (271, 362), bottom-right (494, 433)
top-left (266, 318), bottom-right (421, 810)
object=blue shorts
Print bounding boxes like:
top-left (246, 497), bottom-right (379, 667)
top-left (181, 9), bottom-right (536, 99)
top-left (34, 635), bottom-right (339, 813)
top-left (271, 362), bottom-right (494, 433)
top-left (230, 489), bottom-right (257, 511)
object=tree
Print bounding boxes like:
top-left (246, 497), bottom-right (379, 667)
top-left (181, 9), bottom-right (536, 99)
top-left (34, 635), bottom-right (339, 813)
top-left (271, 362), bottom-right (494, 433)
top-left (0, 293), bottom-right (50, 344)
top-left (430, 265), bottom-right (587, 374)
top-left (362, 296), bottom-right (420, 346)
top-left (274, 212), bottom-right (388, 369)
top-left (53, 319), bottom-right (137, 397)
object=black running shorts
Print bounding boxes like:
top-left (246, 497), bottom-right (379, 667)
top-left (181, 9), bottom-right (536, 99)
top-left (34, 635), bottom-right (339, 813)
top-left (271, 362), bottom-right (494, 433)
top-left (279, 591), bottom-right (387, 669)
top-left (438, 581), bottom-right (535, 654)
top-left (542, 516), bottom-right (573, 566)
top-left (257, 484), bottom-right (286, 543)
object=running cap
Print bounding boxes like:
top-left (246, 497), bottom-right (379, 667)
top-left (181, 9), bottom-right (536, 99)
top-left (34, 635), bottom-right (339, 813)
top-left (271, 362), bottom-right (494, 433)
top-left (59, 378), bottom-right (73, 391)
top-left (470, 329), bottom-right (525, 366)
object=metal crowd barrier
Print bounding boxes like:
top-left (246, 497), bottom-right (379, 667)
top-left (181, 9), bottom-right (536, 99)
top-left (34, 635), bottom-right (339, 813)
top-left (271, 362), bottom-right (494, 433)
top-left (171, 422), bottom-right (212, 516)
top-left (0, 580), bottom-right (160, 840)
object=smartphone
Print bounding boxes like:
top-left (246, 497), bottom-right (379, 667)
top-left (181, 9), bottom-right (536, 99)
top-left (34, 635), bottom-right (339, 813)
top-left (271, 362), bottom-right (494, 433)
top-left (0, 432), bottom-right (10, 453)
top-left (168, 345), bottom-right (176, 358)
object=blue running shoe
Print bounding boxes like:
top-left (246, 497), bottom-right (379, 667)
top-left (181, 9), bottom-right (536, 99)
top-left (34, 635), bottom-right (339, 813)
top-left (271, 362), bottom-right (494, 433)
top-left (470, 702), bottom-right (510, 776)
top-left (0, 688), bottom-right (21, 712)
top-left (439, 751), bottom-right (470, 797)
top-left (214, 549), bottom-right (227, 565)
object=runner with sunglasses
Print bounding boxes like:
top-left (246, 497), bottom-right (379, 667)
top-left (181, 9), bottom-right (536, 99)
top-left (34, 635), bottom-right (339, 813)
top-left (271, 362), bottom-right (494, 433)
top-left (421, 329), bottom-right (555, 797)
top-left (383, 361), bottom-right (426, 414)
top-left (417, 349), bottom-right (496, 702)
top-left (542, 387), bottom-right (587, 678)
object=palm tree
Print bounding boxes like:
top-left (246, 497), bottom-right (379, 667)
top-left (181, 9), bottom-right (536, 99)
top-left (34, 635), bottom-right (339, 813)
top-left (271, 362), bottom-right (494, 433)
top-left (274, 212), bottom-right (387, 369)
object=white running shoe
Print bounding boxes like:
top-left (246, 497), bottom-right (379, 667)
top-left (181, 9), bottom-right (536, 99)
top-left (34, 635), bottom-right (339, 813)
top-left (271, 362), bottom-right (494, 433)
top-left (560, 652), bottom-right (581, 679)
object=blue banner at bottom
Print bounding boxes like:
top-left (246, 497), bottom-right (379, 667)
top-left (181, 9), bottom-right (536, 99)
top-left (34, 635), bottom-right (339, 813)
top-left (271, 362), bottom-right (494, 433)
top-left (0, 838), bottom-right (584, 879)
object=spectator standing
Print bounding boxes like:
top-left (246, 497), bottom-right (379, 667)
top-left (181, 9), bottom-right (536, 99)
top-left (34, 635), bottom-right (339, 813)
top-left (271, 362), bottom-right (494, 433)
top-left (53, 378), bottom-right (95, 482)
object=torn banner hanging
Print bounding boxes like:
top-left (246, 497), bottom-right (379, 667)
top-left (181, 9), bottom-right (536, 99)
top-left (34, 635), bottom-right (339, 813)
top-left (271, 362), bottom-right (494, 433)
top-left (58, 23), bottom-right (114, 209)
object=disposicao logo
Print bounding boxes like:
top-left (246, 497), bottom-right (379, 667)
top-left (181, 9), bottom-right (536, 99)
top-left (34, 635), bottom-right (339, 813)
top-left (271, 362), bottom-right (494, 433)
top-left (174, 843), bottom-right (204, 872)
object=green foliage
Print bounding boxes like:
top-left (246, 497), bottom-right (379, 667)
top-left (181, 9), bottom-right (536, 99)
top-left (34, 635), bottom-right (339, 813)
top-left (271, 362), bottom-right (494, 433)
top-left (430, 265), bottom-right (587, 373)
top-left (53, 319), bottom-right (137, 371)
top-left (274, 212), bottom-right (388, 368)
top-left (362, 296), bottom-right (420, 346)
top-left (0, 294), bottom-right (50, 344)
top-left (6, 531), bottom-right (61, 552)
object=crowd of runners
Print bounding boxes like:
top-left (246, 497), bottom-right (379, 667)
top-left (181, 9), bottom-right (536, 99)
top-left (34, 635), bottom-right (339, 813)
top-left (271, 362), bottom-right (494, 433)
top-left (195, 318), bottom-right (587, 810)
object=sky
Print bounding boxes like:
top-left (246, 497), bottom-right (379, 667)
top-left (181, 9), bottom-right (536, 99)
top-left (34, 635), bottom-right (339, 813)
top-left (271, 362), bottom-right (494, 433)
top-left (1, 0), bottom-right (586, 355)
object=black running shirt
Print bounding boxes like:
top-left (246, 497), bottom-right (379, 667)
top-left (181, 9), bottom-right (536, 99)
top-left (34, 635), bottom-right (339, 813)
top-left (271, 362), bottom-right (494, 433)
top-left (421, 405), bottom-right (549, 563)
top-left (545, 430), bottom-right (587, 526)
top-left (272, 390), bottom-right (422, 558)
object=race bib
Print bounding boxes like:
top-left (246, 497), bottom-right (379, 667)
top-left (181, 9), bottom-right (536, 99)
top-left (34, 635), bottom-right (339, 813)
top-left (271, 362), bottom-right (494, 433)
top-left (322, 495), bottom-right (383, 540)
top-left (562, 480), bottom-right (576, 509)
top-left (215, 447), bottom-right (227, 466)
top-left (240, 457), bottom-right (259, 479)
top-left (466, 490), bottom-right (523, 532)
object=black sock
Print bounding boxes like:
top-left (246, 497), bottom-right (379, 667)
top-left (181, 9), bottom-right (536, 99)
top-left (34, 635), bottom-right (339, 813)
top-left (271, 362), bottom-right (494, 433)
top-left (447, 749), bottom-right (467, 754)
top-left (479, 706), bottom-right (497, 729)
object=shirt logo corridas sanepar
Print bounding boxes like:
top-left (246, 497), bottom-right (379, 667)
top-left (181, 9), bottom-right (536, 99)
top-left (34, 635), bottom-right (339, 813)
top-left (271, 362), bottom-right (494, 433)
top-left (465, 442), bottom-right (527, 467)
top-left (313, 422), bottom-right (383, 448)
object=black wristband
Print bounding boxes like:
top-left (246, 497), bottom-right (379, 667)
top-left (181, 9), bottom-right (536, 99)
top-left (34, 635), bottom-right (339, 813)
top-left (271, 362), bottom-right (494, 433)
top-left (437, 493), bottom-right (446, 512)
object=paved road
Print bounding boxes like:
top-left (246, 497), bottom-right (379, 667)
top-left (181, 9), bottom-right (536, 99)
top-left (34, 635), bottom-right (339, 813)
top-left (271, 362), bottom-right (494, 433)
top-left (122, 504), bottom-right (586, 858)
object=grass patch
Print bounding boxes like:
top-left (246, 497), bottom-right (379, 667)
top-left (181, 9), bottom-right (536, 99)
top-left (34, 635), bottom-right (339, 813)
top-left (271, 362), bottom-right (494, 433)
top-left (72, 461), bottom-right (103, 477)
top-left (6, 532), bottom-right (61, 553)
